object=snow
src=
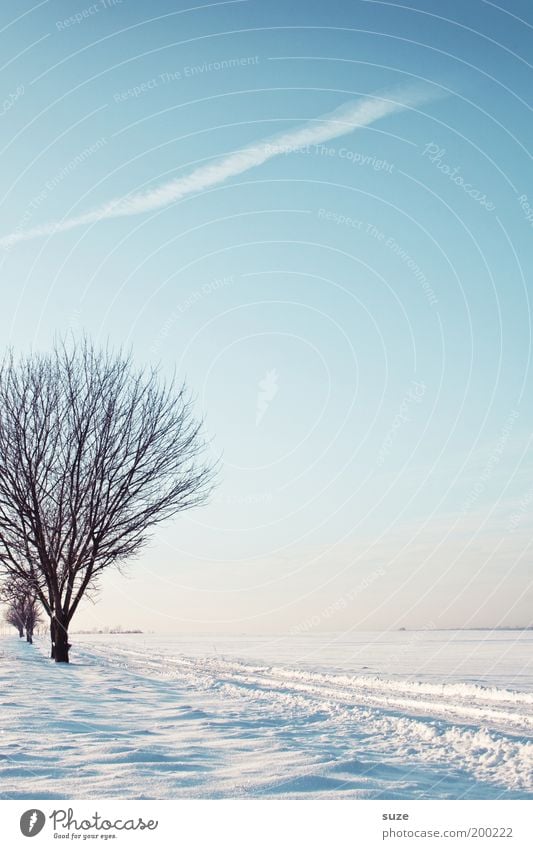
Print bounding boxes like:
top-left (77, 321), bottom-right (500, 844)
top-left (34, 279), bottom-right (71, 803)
top-left (0, 630), bottom-right (531, 799)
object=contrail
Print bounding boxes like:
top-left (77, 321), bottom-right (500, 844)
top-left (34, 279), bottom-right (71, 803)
top-left (1, 84), bottom-right (437, 249)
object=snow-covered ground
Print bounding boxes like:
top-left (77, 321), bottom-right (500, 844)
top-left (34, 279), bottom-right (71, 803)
top-left (0, 630), bottom-right (531, 799)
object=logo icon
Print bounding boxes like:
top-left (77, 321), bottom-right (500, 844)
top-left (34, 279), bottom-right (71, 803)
top-left (256, 369), bottom-right (279, 426)
top-left (20, 810), bottom-right (46, 837)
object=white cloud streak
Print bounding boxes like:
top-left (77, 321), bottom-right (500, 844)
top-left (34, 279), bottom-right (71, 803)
top-left (1, 84), bottom-right (438, 249)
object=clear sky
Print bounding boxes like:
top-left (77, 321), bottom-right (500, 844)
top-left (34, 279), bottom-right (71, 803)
top-left (1, 0), bottom-right (532, 633)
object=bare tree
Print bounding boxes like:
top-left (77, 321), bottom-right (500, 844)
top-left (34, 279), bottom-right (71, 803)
top-left (0, 339), bottom-right (214, 662)
top-left (23, 594), bottom-right (41, 644)
top-left (2, 577), bottom-right (26, 637)
top-left (1, 576), bottom-right (41, 641)
top-left (5, 601), bottom-right (25, 638)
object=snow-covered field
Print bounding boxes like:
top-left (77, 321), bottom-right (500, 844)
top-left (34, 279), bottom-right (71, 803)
top-left (0, 630), bottom-right (531, 799)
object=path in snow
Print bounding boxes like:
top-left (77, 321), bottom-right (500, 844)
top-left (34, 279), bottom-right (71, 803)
top-left (0, 634), bottom-right (531, 799)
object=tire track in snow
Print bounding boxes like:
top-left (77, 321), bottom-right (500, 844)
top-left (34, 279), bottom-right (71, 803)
top-left (78, 642), bottom-right (533, 794)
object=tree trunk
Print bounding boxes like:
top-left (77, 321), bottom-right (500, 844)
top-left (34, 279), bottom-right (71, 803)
top-left (18, 626), bottom-right (23, 638)
top-left (50, 618), bottom-right (56, 658)
top-left (54, 616), bottom-right (70, 663)
top-left (26, 630), bottom-right (33, 644)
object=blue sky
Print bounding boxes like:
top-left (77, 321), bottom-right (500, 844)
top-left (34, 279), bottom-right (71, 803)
top-left (1, 0), bottom-right (532, 632)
